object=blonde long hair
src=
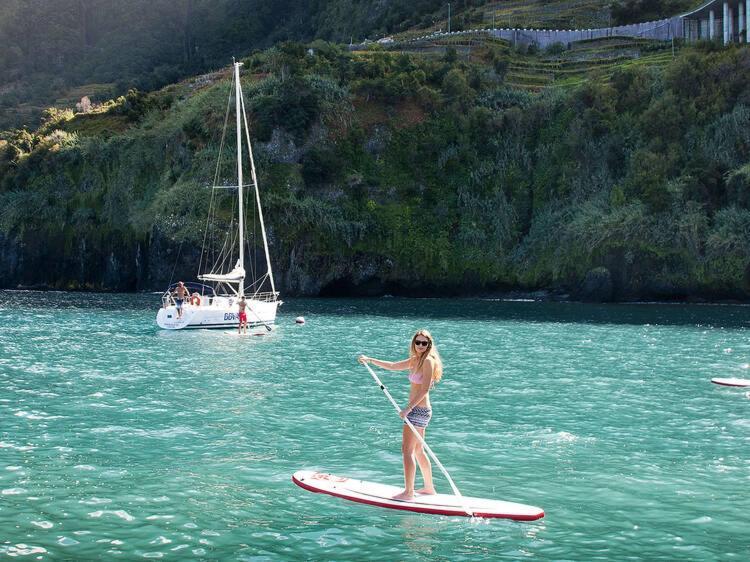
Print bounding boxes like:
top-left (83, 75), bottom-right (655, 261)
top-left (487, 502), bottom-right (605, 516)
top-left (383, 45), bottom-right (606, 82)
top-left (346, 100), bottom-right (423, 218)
top-left (409, 329), bottom-right (443, 383)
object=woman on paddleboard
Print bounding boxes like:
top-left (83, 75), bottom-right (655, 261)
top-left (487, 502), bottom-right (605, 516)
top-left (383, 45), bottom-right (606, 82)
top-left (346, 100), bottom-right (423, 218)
top-left (358, 329), bottom-right (443, 500)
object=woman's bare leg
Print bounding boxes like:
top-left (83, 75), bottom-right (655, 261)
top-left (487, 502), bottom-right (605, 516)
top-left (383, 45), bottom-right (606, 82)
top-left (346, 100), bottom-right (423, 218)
top-left (393, 425), bottom-right (417, 500)
top-left (414, 429), bottom-right (435, 494)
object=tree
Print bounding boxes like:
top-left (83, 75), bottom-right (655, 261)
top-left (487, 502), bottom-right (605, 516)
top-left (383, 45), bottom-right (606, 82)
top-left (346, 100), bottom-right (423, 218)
top-left (441, 68), bottom-right (472, 108)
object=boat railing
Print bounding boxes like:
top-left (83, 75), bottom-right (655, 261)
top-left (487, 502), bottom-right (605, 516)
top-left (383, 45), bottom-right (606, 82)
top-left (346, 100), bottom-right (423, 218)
top-left (161, 291), bottom-right (174, 308)
top-left (248, 291), bottom-right (280, 303)
top-left (161, 291), bottom-right (214, 308)
top-left (161, 289), bottom-right (277, 307)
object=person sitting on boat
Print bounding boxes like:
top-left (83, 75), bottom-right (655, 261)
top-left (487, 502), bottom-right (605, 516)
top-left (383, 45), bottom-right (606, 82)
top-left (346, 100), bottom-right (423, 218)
top-left (358, 329), bottom-right (443, 501)
top-left (173, 281), bottom-right (188, 319)
top-left (238, 296), bottom-right (248, 334)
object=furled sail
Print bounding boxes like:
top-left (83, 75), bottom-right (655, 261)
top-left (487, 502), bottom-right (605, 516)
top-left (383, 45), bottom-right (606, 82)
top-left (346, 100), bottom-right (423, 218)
top-left (198, 262), bottom-right (245, 283)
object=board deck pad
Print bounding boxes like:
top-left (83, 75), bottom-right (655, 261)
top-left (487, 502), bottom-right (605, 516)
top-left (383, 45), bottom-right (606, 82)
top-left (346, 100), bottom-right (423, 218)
top-left (711, 377), bottom-right (750, 387)
top-left (292, 470), bottom-right (544, 520)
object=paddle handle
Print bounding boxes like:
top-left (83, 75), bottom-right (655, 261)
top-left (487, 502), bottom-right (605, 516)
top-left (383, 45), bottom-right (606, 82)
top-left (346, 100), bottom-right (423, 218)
top-left (362, 362), bottom-right (474, 517)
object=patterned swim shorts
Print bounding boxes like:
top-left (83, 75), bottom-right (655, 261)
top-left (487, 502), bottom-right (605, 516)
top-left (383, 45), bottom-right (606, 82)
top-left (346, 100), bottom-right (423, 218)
top-left (405, 406), bottom-right (432, 428)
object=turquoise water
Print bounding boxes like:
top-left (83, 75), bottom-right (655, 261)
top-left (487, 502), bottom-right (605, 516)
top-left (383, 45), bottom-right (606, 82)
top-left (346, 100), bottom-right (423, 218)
top-left (1, 292), bottom-right (748, 560)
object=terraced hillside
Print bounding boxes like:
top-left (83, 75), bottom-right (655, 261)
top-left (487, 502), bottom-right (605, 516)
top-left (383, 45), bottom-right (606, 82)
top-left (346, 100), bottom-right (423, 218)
top-left (505, 37), bottom-right (678, 89)
top-left (481, 0), bottom-right (612, 30)
top-left (375, 32), bottom-right (678, 91)
top-left (396, 0), bottom-right (612, 38)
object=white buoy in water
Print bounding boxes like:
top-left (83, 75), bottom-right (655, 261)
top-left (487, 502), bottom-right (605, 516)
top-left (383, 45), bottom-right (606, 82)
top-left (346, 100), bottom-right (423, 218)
top-left (295, 316), bottom-right (305, 324)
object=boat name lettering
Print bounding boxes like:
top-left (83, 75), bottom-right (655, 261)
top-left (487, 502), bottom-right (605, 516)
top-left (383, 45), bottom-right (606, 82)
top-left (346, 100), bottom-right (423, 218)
top-left (224, 313), bottom-right (238, 321)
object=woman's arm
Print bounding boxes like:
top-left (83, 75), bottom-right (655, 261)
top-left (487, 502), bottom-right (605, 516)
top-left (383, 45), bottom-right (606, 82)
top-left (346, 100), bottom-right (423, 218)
top-left (358, 356), bottom-right (411, 371)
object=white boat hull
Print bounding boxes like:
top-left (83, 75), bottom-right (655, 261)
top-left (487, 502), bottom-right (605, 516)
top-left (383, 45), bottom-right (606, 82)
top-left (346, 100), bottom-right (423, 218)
top-left (156, 297), bottom-right (279, 330)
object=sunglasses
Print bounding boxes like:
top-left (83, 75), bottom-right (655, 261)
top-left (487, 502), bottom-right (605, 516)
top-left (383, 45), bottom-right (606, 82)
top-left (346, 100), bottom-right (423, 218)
top-left (414, 339), bottom-right (430, 347)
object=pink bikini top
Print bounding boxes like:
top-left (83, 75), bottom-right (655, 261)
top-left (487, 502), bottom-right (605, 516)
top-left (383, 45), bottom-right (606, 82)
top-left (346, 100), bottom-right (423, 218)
top-left (409, 371), bottom-right (434, 387)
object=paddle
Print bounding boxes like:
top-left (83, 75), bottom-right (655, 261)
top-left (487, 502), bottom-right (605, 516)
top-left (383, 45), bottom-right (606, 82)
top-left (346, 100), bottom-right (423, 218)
top-left (361, 361), bottom-right (476, 518)
top-left (246, 304), bottom-right (273, 332)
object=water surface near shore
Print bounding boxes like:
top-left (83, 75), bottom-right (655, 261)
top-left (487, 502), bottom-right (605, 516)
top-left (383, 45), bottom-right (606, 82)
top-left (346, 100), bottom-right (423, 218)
top-left (1, 292), bottom-right (748, 560)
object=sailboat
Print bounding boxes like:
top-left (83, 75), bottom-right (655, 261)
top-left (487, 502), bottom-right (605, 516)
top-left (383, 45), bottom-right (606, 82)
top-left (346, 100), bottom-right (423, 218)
top-left (156, 61), bottom-right (281, 330)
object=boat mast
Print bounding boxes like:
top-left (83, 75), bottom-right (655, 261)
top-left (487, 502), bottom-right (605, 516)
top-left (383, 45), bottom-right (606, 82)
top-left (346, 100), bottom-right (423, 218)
top-left (234, 60), bottom-right (245, 298)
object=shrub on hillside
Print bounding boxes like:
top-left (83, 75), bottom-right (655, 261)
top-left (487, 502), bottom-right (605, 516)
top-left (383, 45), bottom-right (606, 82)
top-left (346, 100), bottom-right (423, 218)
top-left (610, 1), bottom-right (694, 26)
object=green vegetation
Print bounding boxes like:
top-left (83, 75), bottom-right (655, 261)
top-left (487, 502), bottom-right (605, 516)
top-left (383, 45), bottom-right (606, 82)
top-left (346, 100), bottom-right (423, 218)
top-left (476, 0), bottom-right (612, 30)
top-left (2, 1), bottom-right (705, 131)
top-left (1, 37), bottom-right (749, 298)
top-left (0, 0), bottom-right (456, 130)
top-left (379, 34), bottom-right (680, 92)
top-left (610, 1), bottom-right (695, 25)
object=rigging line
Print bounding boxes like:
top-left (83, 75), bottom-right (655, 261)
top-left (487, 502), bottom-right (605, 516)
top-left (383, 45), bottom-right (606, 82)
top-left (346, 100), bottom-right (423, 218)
top-left (222, 218), bottom-right (239, 273)
top-left (228, 193), bottom-right (239, 268)
top-left (201, 69), bottom-right (235, 276)
top-left (211, 212), bottom-right (235, 276)
top-left (198, 174), bottom-right (216, 277)
top-left (249, 275), bottom-right (271, 299)
top-left (245, 272), bottom-right (268, 294)
top-left (251, 159), bottom-right (258, 284)
top-left (245, 222), bottom-right (257, 279)
top-left (247, 184), bottom-right (258, 285)
top-left (216, 218), bottom-right (235, 273)
top-left (253, 201), bottom-right (258, 281)
top-left (237, 90), bottom-right (255, 287)
top-left (212, 184), bottom-right (238, 275)
top-left (214, 217), bottom-right (231, 267)
top-left (240, 146), bottom-right (256, 285)
top-left (167, 238), bottom-right (185, 288)
top-left (248, 147), bottom-right (258, 282)
top-left (254, 206), bottom-right (260, 284)
top-left (241, 100), bottom-right (262, 292)
top-left (239, 84), bottom-right (276, 295)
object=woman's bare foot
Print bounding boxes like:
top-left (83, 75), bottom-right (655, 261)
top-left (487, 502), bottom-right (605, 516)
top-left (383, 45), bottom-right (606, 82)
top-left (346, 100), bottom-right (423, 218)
top-left (416, 487), bottom-right (436, 495)
top-left (392, 490), bottom-right (415, 501)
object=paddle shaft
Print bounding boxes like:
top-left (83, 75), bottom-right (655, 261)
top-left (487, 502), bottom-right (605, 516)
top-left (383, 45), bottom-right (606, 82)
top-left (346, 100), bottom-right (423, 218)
top-left (245, 303), bottom-right (272, 331)
top-left (362, 362), bottom-right (474, 517)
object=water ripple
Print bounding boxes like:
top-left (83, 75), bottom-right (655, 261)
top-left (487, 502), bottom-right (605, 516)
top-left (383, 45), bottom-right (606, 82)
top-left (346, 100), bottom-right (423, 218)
top-left (0, 292), bottom-right (748, 560)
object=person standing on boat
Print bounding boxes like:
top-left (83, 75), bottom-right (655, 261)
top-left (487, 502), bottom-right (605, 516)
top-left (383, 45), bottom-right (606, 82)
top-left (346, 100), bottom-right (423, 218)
top-left (238, 296), bottom-right (248, 334)
top-left (358, 329), bottom-right (443, 501)
top-left (173, 281), bottom-right (188, 319)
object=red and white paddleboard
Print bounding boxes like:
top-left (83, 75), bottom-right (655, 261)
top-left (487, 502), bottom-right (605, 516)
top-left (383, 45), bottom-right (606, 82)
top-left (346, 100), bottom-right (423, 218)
top-left (711, 377), bottom-right (750, 387)
top-left (291, 470), bottom-right (544, 521)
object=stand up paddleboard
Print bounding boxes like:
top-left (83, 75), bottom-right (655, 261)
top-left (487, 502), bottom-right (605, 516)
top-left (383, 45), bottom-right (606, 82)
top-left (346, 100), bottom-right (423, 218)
top-left (294, 363), bottom-right (544, 520)
top-left (711, 377), bottom-right (750, 387)
top-left (224, 331), bottom-right (267, 336)
top-left (292, 470), bottom-right (544, 521)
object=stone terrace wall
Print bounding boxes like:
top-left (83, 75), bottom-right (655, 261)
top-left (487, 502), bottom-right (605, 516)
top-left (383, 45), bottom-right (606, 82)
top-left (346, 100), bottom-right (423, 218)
top-left (492, 16), bottom-right (683, 47)
top-left (396, 16), bottom-right (684, 49)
